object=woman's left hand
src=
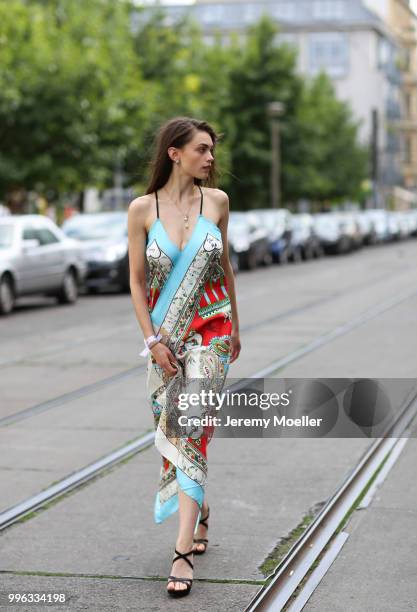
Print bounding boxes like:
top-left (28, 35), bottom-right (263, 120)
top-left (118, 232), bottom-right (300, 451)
top-left (229, 329), bottom-right (241, 364)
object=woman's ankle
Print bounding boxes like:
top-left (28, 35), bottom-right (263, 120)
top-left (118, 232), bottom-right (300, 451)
top-left (175, 537), bottom-right (194, 551)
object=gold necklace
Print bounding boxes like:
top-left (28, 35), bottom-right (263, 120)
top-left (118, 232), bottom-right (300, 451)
top-left (161, 187), bottom-right (196, 229)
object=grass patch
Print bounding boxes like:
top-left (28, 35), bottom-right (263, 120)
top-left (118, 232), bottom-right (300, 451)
top-left (259, 500), bottom-right (326, 579)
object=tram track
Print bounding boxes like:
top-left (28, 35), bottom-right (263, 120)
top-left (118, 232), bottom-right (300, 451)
top-left (1, 282), bottom-right (417, 534)
top-left (1, 264), bottom-right (414, 428)
top-left (245, 382), bottom-right (417, 611)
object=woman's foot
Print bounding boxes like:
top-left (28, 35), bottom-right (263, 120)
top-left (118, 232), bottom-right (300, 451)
top-left (166, 540), bottom-right (194, 595)
top-left (192, 502), bottom-right (209, 554)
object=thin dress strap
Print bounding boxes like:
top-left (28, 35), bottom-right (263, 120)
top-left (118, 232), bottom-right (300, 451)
top-left (198, 185), bottom-right (203, 214)
top-left (155, 191), bottom-right (160, 219)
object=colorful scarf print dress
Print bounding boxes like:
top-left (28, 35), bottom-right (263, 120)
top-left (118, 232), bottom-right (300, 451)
top-left (144, 185), bottom-right (232, 527)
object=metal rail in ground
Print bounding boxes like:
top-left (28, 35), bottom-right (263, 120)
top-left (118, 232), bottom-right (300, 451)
top-left (245, 385), bottom-right (417, 611)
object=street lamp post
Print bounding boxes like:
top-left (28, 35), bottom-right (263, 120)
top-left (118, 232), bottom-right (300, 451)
top-left (267, 101), bottom-right (285, 209)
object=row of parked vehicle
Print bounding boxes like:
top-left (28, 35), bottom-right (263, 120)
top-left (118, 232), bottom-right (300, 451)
top-left (227, 208), bottom-right (417, 272)
top-left (0, 207), bottom-right (416, 315)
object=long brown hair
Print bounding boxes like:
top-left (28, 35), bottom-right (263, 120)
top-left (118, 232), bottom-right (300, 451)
top-left (145, 116), bottom-right (222, 194)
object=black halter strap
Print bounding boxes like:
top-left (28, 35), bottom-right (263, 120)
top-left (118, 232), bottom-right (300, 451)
top-left (198, 184), bottom-right (203, 214)
top-left (156, 186), bottom-right (203, 218)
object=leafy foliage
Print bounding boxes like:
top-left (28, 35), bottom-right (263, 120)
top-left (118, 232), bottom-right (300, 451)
top-left (0, 3), bottom-right (369, 207)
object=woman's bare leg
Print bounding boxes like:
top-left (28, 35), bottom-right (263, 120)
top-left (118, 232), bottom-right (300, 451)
top-left (192, 498), bottom-right (209, 553)
top-left (167, 489), bottom-right (200, 593)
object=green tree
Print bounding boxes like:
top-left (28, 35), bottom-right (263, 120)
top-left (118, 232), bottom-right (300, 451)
top-left (130, 11), bottom-right (234, 189)
top-left (219, 16), bottom-right (300, 209)
top-left (0, 0), bottom-right (149, 202)
top-left (283, 72), bottom-right (369, 205)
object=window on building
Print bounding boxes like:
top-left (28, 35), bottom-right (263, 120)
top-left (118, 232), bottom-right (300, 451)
top-left (404, 137), bottom-right (412, 164)
top-left (404, 49), bottom-right (412, 72)
top-left (405, 92), bottom-right (412, 118)
top-left (312, 0), bottom-right (346, 20)
top-left (243, 4), bottom-right (262, 23)
top-left (377, 36), bottom-right (390, 69)
top-left (201, 5), bottom-right (224, 25)
top-left (271, 1), bottom-right (296, 21)
top-left (309, 32), bottom-right (349, 77)
top-left (276, 32), bottom-right (299, 50)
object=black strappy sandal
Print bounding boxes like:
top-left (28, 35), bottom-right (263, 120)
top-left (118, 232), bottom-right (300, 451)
top-left (167, 547), bottom-right (194, 597)
top-left (193, 506), bottom-right (209, 555)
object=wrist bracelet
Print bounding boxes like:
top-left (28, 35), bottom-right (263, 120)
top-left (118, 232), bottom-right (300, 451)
top-left (140, 333), bottom-right (162, 357)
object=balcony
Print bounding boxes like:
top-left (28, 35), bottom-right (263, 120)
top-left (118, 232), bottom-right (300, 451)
top-left (403, 71), bottom-right (417, 86)
top-left (399, 27), bottom-right (417, 47)
top-left (395, 117), bottom-right (417, 131)
top-left (402, 162), bottom-right (417, 178)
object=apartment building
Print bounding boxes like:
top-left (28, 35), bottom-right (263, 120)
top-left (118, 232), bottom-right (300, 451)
top-left (364, 0), bottom-right (417, 200)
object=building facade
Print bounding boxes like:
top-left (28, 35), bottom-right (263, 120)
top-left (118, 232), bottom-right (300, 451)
top-left (364, 0), bottom-right (417, 198)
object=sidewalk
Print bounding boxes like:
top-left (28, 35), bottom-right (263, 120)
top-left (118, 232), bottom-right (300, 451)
top-left (305, 423), bottom-right (417, 612)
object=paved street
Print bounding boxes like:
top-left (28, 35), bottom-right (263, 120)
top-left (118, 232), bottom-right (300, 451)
top-left (1, 238), bottom-right (417, 611)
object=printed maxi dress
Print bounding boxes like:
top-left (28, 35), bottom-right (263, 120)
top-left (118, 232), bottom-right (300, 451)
top-left (144, 185), bottom-right (233, 528)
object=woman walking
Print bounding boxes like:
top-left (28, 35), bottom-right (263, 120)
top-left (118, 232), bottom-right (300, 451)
top-left (128, 117), bottom-right (241, 597)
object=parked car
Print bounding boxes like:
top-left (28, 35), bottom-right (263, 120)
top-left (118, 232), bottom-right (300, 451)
top-left (289, 213), bottom-right (324, 261)
top-left (406, 210), bottom-right (417, 237)
top-left (385, 211), bottom-right (402, 241)
top-left (312, 214), bottom-right (351, 255)
top-left (355, 212), bottom-right (378, 246)
top-left (0, 215), bottom-right (86, 315)
top-left (62, 212), bottom-right (130, 293)
top-left (362, 209), bottom-right (391, 243)
top-left (393, 211), bottom-right (412, 240)
top-left (337, 212), bottom-right (363, 250)
top-left (256, 208), bottom-right (293, 264)
top-left (0, 204), bottom-right (11, 217)
top-left (228, 242), bottom-right (239, 275)
top-left (228, 211), bottom-right (271, 270)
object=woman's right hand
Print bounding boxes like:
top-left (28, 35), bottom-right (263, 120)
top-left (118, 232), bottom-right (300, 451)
top-left (150, 341), bottom-right (179, 376)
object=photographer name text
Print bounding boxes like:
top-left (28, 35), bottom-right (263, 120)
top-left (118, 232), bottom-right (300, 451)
top-left (178, 415), bottom-right (323, 428)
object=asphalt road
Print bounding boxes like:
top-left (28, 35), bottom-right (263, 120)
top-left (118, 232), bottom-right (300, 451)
top-left (1, 237), bottom-right (416, 610)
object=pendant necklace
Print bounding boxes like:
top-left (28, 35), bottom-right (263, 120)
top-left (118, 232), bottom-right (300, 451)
top-left (162, 188), bottom-right (195, 229)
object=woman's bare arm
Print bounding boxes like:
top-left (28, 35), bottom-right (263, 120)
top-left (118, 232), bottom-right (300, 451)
top-left (217, 190), bottom-right (241, 363)
top-left (127, 196), bottom-right (155, 338)
top-left (127, 196), bottom-right (178, 375)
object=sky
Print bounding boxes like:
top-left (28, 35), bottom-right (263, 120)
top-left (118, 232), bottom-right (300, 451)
top-left (135, 0), bottom-right (417, 15)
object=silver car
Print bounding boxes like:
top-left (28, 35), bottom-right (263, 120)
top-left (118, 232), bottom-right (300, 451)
top-left (0, 215), bottom-right (87, 315)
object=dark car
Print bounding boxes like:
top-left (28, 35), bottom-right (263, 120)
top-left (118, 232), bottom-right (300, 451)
top-left (228, 242), bottom-right (239, 274)
top-left (289, 214), bottom-right (324, 261)
top-left (62, 212), bottom-right (129, 293)
top-left (228, 211), bottom-right (272, 270)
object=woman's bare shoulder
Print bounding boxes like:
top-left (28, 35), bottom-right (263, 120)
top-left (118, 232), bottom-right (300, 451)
top-left (128, 193), bottom-right (153, 214)
top-left (128, 194), bottom-right (154, 228)
top-left (202, 186), bottom-right (229, 202)
top-left (202, 187), bottom-right (229, 211)
top-left (202, 187), bottom-right (229, 223)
